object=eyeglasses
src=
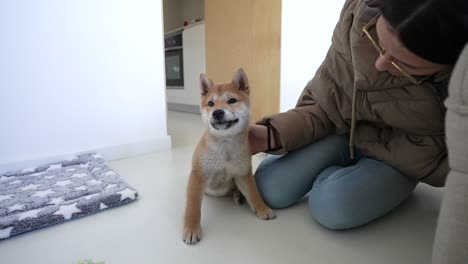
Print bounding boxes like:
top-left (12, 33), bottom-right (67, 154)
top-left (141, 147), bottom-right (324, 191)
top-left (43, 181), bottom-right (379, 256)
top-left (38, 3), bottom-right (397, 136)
top-left (362, 14), bottom-right (431, 84)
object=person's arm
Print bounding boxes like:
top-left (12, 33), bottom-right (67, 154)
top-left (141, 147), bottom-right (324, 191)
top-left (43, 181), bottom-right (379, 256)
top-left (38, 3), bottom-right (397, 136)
top-left (249, 124), bottom-right (280, 155)
top-left (250, 79), bottom-right (336, 155)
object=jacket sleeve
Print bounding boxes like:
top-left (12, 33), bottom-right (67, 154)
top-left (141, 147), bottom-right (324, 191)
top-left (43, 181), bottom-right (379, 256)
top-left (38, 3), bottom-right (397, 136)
top-left (256, 79), bottom-right (336, 153)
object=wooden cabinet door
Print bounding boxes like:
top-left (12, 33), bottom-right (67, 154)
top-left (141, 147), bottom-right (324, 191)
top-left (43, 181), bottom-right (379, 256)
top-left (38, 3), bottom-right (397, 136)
top-left (205, 0), bottom-right (281, 122)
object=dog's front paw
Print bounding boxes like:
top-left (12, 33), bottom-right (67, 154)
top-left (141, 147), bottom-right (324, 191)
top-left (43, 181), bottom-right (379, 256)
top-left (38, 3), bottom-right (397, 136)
top-left (255, 205), bottom-right (276, 220)
top-left (183, 224), bottom-right (201, 245)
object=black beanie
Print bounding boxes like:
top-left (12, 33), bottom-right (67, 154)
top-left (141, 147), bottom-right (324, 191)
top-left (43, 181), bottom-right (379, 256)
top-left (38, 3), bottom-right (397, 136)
top-left (381, 0), bottom-right (468, 65)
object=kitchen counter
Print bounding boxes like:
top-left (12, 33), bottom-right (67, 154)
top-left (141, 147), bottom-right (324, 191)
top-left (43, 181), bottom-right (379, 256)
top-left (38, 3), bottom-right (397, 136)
top-left (164, 21), bottom-right (204, 36)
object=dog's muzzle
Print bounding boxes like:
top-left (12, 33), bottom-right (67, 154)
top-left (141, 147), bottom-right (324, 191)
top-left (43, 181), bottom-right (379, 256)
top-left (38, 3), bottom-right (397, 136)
top-left (210, 110), bottom-right (239, 130)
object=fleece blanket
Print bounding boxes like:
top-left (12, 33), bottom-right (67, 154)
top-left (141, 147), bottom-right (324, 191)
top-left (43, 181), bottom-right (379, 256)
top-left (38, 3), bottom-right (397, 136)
top-left (0, 153), bottom-right (138, 240)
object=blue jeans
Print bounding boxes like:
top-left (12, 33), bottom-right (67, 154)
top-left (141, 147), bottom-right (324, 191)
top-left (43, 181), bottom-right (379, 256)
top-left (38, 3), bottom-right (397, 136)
top-left (255, 135), bottom-right (417, 230)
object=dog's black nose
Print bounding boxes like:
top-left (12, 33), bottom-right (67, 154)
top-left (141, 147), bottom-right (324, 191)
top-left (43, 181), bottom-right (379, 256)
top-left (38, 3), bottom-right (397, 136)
top-left (212, 109), bottom-right (225, 120)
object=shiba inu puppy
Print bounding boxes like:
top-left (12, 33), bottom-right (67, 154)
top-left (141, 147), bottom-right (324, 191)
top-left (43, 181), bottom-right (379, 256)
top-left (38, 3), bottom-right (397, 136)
top-left (183, 68), bottom-right (276, 245)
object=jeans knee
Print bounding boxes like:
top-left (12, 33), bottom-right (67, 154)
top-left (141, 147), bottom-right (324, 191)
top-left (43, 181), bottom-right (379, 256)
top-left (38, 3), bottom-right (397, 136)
top-left (255, 172), bottom-right (293, 209)
top-left (308, 189), bottom-right (365, 230)
top-left (260, 192), bottom-right (290, 210)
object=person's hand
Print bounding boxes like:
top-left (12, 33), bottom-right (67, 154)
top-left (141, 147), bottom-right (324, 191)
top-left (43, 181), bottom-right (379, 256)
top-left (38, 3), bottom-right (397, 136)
top-left (249, 124), bottom-right (268, 155)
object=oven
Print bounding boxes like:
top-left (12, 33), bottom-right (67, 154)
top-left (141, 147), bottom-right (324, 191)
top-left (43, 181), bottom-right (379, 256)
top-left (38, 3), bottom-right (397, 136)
top-left (164, 31), bottom-right (184, 89)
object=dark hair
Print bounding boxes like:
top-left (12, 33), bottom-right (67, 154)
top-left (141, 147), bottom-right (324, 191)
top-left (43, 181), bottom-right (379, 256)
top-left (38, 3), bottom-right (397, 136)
top-left (379, 0), bottom-right (468, 65)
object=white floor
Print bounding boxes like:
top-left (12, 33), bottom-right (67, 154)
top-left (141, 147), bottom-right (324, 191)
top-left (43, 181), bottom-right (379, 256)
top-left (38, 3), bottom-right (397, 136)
top-left (0, 111), bottom-right (444, 264)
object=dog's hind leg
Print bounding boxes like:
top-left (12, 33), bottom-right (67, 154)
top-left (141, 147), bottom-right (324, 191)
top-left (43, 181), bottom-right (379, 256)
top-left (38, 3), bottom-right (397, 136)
top-left (232, 187), bottom-right (245, 205)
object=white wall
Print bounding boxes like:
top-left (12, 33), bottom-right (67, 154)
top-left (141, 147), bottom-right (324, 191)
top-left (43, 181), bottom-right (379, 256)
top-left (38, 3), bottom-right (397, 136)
top-left (280, 1), bottom-right (343, 112)
top-left (0, 0), bottom-right (170, 172)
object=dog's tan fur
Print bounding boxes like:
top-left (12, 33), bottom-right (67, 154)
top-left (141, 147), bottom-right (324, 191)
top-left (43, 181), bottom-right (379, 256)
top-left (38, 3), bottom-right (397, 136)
top-left (183, 68), bottom-right (275, 245)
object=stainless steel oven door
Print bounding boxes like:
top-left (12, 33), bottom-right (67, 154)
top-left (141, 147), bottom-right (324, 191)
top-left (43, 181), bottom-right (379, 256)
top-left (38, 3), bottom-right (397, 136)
top-left (165, 47), bottom-right (184, 89)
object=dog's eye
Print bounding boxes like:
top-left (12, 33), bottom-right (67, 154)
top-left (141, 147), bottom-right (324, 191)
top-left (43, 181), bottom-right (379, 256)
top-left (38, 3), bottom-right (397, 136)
top-left (227, 98), bottom-right (237, 104)
top-left (208, 101), bottom-right (214, 107)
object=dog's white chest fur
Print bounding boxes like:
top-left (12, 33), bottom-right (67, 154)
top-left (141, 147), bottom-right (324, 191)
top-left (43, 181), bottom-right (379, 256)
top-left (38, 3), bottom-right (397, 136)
top-left (200, 135), bottom-right (250, 197)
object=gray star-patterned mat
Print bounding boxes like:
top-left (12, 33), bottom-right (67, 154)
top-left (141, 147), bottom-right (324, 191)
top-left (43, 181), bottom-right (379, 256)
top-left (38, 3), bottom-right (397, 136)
top-left (0, 153), bottom-right (138, 240)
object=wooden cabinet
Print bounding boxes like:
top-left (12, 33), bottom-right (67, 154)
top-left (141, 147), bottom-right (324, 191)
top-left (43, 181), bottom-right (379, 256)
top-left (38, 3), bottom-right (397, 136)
top-left (205, 0), bottom-right (281, 122)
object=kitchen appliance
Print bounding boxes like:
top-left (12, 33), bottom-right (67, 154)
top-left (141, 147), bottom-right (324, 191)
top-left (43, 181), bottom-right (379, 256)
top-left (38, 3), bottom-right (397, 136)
top-left (164, 31), bottom-right (184, 89)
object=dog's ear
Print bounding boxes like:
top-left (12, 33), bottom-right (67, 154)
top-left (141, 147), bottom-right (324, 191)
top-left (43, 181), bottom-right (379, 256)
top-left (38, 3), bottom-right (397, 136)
top-left (232, 68), bottom-right (249, 94)
top-left (200, 73), bottom-right (213, 96)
